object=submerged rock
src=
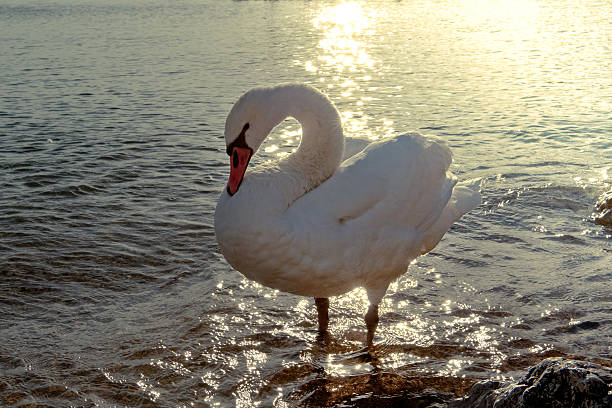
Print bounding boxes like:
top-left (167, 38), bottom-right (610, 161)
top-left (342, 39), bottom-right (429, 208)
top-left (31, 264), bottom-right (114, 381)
top-left (593, 190), bottom-right (612, 227)
top-left (450, 358), bottom-right (612, 408)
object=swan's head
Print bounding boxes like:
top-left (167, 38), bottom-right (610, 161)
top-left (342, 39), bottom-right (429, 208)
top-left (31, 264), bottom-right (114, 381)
top-left (223, 87), bottom-right (283, 196)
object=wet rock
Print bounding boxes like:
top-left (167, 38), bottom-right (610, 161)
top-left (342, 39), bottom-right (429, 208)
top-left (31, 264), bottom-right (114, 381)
top-left (593, 190), bottom-right (612, 227)
top-left (450, 357), bottom-right (612, 408)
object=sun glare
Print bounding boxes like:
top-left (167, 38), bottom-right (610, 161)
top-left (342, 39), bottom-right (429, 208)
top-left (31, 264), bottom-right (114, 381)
top-left (307, 1), bottom-right (387, 141)
top-left (457, 0), bottom-right (541, 43)
top-left (312, 1), bottom-right (377, 72)
top-left (459, 0), bottom-right (540, 24)
top-left (313, 1), bottom-right (371, 36)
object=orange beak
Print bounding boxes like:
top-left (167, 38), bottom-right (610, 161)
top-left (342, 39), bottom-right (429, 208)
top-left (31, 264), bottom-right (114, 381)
top-left (227, 146), bottom-right (253, 196)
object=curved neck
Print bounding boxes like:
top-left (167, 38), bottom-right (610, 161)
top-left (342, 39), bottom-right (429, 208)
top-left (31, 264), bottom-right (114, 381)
top-left (266, 84), bottom-right (344, 192)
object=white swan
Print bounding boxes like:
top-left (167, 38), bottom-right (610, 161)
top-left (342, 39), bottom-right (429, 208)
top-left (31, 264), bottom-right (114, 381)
top-left (214, 84), bottom-right (481, 345)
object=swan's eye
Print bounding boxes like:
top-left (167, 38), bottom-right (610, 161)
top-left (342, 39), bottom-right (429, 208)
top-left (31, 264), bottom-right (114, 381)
top-left (226, 122), bottom-right (251, 156)
top-left (232, 150), bottom-right (239, 168)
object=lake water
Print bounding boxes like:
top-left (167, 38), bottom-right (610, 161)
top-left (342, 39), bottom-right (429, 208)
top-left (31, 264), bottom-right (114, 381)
top-left (1, 0), bottom-right (610, 406)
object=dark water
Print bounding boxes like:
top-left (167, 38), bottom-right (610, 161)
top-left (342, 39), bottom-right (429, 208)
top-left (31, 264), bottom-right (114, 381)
top-left (1, 0), bottom-right (610, 406)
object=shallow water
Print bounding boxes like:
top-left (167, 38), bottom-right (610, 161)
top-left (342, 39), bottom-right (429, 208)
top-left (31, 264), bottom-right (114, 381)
top-left (1, 0), bottom-right (611, 406)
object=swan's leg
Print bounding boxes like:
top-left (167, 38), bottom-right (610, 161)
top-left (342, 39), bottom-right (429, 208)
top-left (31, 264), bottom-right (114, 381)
top-left (315, 297), bottom-right (329, 333)
top-left (365, 303), bottom-right (379, 346)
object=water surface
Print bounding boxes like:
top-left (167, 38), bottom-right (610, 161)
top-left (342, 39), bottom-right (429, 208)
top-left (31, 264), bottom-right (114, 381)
top-left (1, 0), bottom-right (611, 406)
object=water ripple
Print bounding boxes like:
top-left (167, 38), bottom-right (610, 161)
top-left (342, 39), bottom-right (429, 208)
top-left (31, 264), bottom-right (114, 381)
top-left (1, 0), bottom-right (610, 406)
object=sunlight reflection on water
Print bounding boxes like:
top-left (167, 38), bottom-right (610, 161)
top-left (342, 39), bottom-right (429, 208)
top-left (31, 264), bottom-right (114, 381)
top-left (309, 1), bottom-right (393, 141)
top-left (312, 1), bottom-right (379, 73)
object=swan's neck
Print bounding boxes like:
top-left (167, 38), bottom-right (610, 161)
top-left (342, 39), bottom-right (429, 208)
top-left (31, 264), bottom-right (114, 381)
top-left (266, 85), bottom-right (344, 193)
top-left (215, 85), bottom-right (344, 269)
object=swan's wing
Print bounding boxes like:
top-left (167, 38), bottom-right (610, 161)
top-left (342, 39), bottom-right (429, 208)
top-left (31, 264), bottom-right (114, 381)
top-left (286, 133), bottom-right (471, 241)
top-left (343, 137), bottom-right (370, 161)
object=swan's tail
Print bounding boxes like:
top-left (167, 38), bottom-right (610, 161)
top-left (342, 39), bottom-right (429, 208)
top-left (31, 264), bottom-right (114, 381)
top-left (449, 178), bottom-right (482, 215)
top-left (421, 178), bottom-right (482, 254)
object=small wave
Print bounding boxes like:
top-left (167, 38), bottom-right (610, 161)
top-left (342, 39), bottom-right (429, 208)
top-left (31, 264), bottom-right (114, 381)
top-left (97, 152), bottom-right (131, 161)
top-left (516, 161), bottom-right (587, 169)
top-left (40, 184), bottom-right (104, 197)
top-left (101, 169), bottom-right (139, 183)
top-left (1, 161), bottom-right (34, 171)
top-left (544, 321), bottom-right (600, 336)
top-left (472, 232), bottom-right (525, 244)
top-left (429, 252), bottom-right (489, 268)
top-left (539, 234), bottom-right (587, 246)
top-left (23, 179), bottom-right (57, 188)
top-left (450, 308), bottom-right (512, 319)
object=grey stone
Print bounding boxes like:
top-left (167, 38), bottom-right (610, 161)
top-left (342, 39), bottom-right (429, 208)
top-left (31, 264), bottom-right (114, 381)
top-left (449, 358), bottom-right (612, 408)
